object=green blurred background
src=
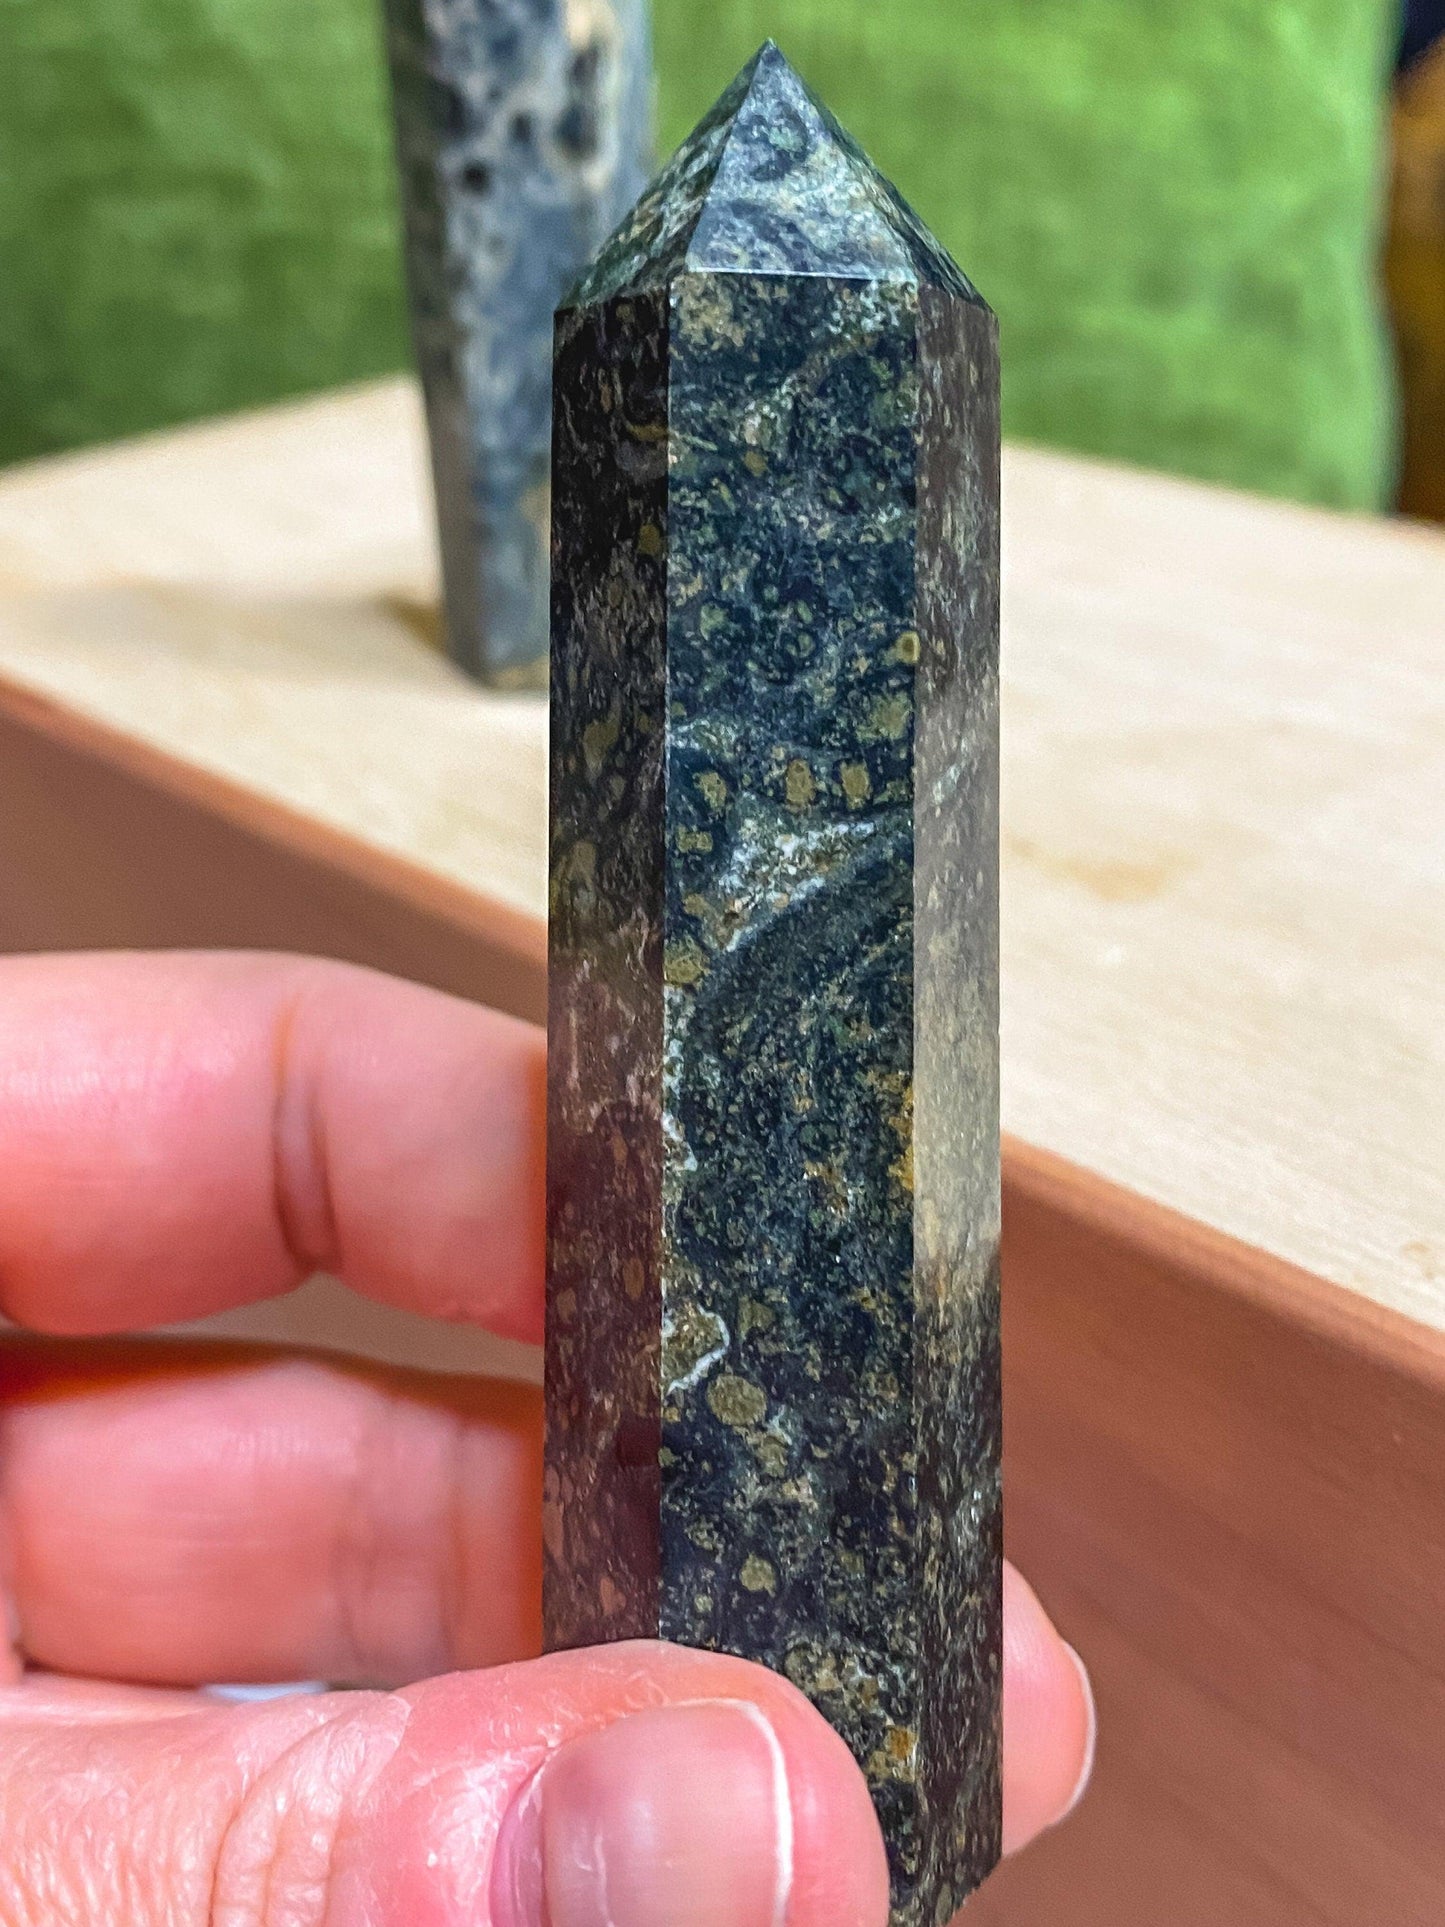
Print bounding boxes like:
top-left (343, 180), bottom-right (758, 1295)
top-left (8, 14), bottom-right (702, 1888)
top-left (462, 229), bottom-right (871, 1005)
top-left (0, 0), bottom-right (1399, 506)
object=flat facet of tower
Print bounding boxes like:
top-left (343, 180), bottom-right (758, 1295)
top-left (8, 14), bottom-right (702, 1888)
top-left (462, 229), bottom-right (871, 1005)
top-left (546, 43), bottom-right (1001, 1920)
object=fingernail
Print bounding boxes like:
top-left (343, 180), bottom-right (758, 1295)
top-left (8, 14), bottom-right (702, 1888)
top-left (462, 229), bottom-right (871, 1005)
top-left (204, 1681), bottom-right (327, 1703)
top-left (1060, 1644), bottom-right (1097, 1822)
top-left (492, 1700), bottom-right (793, 1927)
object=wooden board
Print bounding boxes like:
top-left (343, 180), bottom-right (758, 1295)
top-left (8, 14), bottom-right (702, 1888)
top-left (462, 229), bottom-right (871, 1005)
top-left (2, 384), bottom-right (1445, 1922)
top-left (0, 672), bottom-right (544, 1017)
top-left (979, 1145), bottom-right (1445, 1927)
top-left (1, 379), bottom-right (1440, 1330)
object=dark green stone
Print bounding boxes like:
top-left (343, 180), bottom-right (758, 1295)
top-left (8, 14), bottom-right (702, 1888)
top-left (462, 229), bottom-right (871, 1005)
top-left (545, 43), bottom-right (1001, 1921)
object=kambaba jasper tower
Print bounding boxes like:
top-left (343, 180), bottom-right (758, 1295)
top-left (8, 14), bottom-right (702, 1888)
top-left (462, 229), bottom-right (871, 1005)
top-left (545, 44), bottom-right (1001, 1920)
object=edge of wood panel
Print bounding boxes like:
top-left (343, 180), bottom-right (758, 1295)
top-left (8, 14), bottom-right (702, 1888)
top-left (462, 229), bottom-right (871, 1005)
top-left (0, 669), bottom-right (547, 1019)
top-left (983, 1139), bottom-right (1445, 1926)
top-left (2, 661), bottom-right (1429, 1372)
top-left (0, 671), bottom-right (547, 972)
top-left (1003, 1131), bottom-right (1445, 1394)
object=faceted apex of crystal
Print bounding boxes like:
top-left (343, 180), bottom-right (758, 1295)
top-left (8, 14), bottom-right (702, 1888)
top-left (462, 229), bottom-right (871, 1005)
top-left (567, 40), bottom-right (986, 308)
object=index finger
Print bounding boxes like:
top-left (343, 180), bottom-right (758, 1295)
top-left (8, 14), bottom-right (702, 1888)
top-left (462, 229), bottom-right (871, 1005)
top-left (0, 953), bottom-right (545, 1340)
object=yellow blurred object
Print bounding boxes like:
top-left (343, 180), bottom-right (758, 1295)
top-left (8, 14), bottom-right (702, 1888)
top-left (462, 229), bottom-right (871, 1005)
top-left (1389, 40), bottom-right (1445, 520)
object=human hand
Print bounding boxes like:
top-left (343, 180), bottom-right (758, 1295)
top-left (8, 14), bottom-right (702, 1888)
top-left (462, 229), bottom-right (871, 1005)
top-left (0, 953), bottom-right (1093, 1925)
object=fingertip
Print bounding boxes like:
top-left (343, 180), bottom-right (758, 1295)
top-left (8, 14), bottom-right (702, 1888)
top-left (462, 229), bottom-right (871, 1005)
top-left (357, 1644), bottom-right (890, 1927)
top-left (495, 1701), bottom-right (789, 1927)
top-left (1001, 1564), bottom-right (1095, 1856)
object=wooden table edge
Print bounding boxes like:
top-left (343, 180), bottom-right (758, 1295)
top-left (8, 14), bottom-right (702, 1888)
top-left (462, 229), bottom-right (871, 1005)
top-left (3, 662), bottom-right (1434, 1352)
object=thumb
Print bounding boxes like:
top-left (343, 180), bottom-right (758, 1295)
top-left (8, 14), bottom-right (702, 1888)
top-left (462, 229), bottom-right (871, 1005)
top-left (1, 1643), bottom-right (890, 1927)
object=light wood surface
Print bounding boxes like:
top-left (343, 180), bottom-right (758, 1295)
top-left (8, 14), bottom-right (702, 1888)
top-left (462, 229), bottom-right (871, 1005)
top-left (0, 378), bottom-right (1440, 1328)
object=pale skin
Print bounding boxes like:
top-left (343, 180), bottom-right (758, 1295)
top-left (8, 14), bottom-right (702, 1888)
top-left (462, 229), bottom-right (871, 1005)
top-left (0, 953), bottom-right (1094, 1927)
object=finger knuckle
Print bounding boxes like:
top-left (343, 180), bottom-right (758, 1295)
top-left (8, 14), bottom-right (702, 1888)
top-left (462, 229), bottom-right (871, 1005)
top-left (212, 1698), bottom-right (407, 1927)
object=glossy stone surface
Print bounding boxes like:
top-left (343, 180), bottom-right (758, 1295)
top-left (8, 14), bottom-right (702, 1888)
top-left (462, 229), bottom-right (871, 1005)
top-left (546, 44), bottom-right (1000, 1921)
top-left (382, 0), bottom-right (651, 684)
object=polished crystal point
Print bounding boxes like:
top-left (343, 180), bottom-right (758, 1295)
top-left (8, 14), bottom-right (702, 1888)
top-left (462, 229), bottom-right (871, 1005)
top-left (382, 0), bottom-right (652, 684)
top-left (546, 44), bottom-right (1002, 1921)
top-left (571, 39), bottom-right (978, 300)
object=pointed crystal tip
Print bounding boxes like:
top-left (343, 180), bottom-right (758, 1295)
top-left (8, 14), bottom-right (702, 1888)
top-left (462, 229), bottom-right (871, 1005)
top-left (567, 42), bottom-right (984, 309)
